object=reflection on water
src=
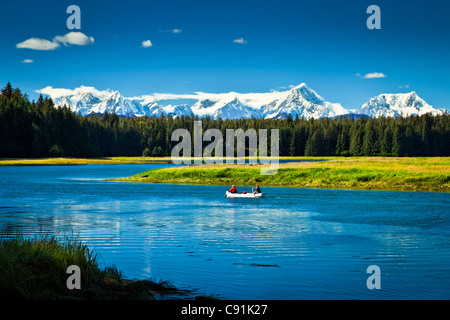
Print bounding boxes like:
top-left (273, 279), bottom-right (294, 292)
top-left (0, 164), bottom-right (449, 299)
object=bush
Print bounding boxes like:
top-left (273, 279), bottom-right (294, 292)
top-left (151, 146), bottom-right (164, 157)
top-left (142, 147), bottom-right (151, 157)
top-left (49, 144), bottom-right (64, 157)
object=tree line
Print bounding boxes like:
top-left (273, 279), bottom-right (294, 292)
top-left (0, 82), bottom-right (449, 158)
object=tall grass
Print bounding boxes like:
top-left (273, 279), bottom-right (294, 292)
top-left (0, 233), bottom-right (182, 300)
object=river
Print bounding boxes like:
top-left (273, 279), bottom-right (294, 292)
top-left (0, 164), bottom-right (449, 299)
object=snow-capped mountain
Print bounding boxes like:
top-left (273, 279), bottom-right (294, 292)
top-left (261, 83), bottom-right (348, 119)
top-left (141, 102), bottom-right (167, 117)
top-left (53, 87), bottom-right (147, 117)
top-left (191, 99), bottom-right (216, 110)
top-left (56, 92), bottom-right (101, 116)
top-left (92, 91), bottom-right (145, 117)
top-left (45, 84), bottom-right (445, 120)
top-left (214, 97), bottom-right (263, 119)
top-left (191, 97), bottom-right (262, 120)
top-left (354, 92), bottom-right (443, 117)
top-left (164, 104), bottom-right (194, 118)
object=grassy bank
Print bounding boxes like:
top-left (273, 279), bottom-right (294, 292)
top-left (0, 157), bottom-right (172, 166)
top-left (0, 156), bottom-right (360, 166)
top-left (0, 233), bottom-right (196, 300)
top-left (112, 157), bottom-right (450, 192)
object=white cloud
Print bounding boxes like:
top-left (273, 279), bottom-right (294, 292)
top-left (271, 85), bottom-right (294, 91)
top-left (21, 59), bottom-right (34, 63)
top-left (36, 86), bottom-right (76, 98)
top-left (233, 38), bottom-right (248, 44)
top-left (358, 72), bottom-right (387, 79)
top-left (399, 84), bottom-right (410, 89)
top-left (141, 40), bottom-right (153, 48)
top-left (53, 32), bottom-right (94, 46)
top-left (16, 32), bottom-right (94, 51)
top-left (36, 85), bottom-right (113, 99)
top-left (16, 38), bottom-right (60, 50)
top-left (159, 28), bottom-right (182, 34)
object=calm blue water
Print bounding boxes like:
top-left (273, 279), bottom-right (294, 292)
top-left (0, 164), bottom-right (449, 299)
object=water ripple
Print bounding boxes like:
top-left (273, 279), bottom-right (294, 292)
top-left (1, 164), bottom-right (449, 299)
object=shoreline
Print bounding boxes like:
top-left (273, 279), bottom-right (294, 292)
top-left (110, 157), bottom-right (450, 193)
top-left (0, 157), bottom-right (172, 166)
top-left (0, 233), bottom-right (213, 300)
top-left (0, 156), bottom-right (378, 166)
top-left (1, 157), bottom-right (448, 192)
top-left (109, 178), bottom-right (449, 193)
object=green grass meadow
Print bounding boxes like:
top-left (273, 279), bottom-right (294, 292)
top-left (114, 157), bottom-right (450, 192)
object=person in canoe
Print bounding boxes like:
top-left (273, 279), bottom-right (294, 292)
top-left (228, 185), bottom-right (238, 193)
top-left (252, 184), bottom-right (261, 194)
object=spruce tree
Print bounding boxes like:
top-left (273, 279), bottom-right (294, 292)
top-left (1, 82), bottom-right (13, 98)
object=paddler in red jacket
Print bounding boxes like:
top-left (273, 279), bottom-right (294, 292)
top-left (228, 185), bottom-right (238, 193)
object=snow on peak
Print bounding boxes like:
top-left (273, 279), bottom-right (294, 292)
top-left (355, 91), bottom-right (442, 117)
top-left (261, 83), bottom-right (347, 119)
top-left (46, 84), bottom-right (443, 119)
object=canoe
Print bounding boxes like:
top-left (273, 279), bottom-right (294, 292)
top-left (225, 191), bottom-right (263, 198)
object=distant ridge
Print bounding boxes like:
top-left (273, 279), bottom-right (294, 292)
top-left (38, 84), bottom-right (444, 120)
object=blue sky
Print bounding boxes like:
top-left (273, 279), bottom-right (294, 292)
top-left (1, 0), bottom-right (450, 110)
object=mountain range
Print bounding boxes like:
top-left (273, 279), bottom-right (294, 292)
top-left (45, 83), bottom-right (445, 120)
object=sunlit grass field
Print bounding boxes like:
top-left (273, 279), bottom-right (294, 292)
top-left (114, 157), bottom-right (450, 192)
